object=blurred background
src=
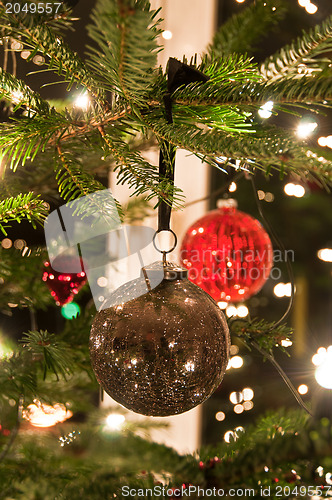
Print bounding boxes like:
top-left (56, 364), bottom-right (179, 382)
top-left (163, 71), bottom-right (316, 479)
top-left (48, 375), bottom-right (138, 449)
top-left (0, 0), bottom-right (332, 454)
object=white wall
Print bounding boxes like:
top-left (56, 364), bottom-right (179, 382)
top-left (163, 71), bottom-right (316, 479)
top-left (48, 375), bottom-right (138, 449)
top-left (105, 0), bottom-right (217, 455)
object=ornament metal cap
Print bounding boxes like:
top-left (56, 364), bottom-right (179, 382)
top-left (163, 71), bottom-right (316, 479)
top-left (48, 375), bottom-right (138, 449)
top-left (217, 198), bottom-right (238, 209)
top-left (140, 260), bottom-right (188, 282)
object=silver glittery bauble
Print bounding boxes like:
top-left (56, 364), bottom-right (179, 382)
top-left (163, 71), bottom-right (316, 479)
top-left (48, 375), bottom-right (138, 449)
top-left (89, 262), bottom-right (230, 416)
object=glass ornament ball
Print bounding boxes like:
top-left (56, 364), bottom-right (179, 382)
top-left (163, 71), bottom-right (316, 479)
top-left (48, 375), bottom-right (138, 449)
top-left (89, 262), bottom-right (230, 417)
top-left (180, 200), bottom-right (273, 303)
top-left (42, 256), bottom-right (87, 306)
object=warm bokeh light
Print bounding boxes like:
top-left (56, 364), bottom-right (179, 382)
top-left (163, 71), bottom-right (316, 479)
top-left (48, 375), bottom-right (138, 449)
top-left (296, 119), bottom-right (318, 138)
top-left (0, 334), bottom-right (14, 359)
top-left (234, 404), bottom-right (244, 414)
top-left (24, 401), bottom-right (72, 428)
top-left (317, 248), bottom-right (332, 262)
top-left (242, 387), bottom-right (254, 401)
top-left (230, 391), bottom-right (243, 405)
top-left (224, 430), bottom-right (234, 443)
top-left (11, 90), bottom-right (24, 103)
top-left (281, 338), bottom-right (293, 347)
top-left (105, 413), bottom-right (125, 431)
top-left (265, 192), bottom-right (274, 202)
top-left (317, 136), bottom-right (329, 147)
top-left (32, 55), bottom-right (45, 66)
top-left (20, 50), bottom-right (31, 60)
top-left (229, 182), bottom-right (237, 193)
top-left (226, 305), bottom-right (238, 317)
top-left (224, 427), bottom-right (244, 442)
top-left (305, 2), bottom-right (318, 14)
top-left (273, 282), bottom-right (292, 298)
top-left (258, 101), bottom-right (274, 119)
top-left (243, 400), bottom-right (254, 411)
top-left (298, 0), bottom-right (311, 6)
top-left (229, 344), bottom-right (239, 356)
top-left (312, 347), bottom-right (332, 389)
top-left (1, 238), bottom-right (12, 249)
top-left (315, 354), bottom-right (332, 389)
top-left (317, 135), bottom-right (332, 148)
top-left (298, 384), bottom-right (308, 395)
top-left (225, 305), bottom-right (249, 317)
top-left (11, 40), bottom-right (23, 50)
top-left (215, 411), bottom-right (225, 422)
top-left (237, 305), bottom-right (249, 318)
top-left (97, 276), bottom-right (108, 287)
top-left (230, 356), bottom-right (244, 369)
top-left (312, 349), bottom-right (326, 366)
top-left (14, 239), bottom-right (26, 250)
top-left (162, 30), bottom-right (173, 40)
top-left (74, 92), bottom-right (90, 110)
top-left (284, 183), bottom-right (306, 198)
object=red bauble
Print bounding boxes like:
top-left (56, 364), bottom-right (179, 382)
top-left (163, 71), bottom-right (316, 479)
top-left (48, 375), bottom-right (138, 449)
top-left (42, 256), bottom-right (87, 306)
top-left (180, 200), bottom-right (273, 303)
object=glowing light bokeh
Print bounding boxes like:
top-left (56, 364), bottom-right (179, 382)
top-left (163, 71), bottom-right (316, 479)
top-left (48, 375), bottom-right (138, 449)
top-left (24, 401), bottom-right (72, 428)
top-left (296, 119), bottom-right (318, 139)
top-left (162, 30), bottom-right (173, 40)
top-left (258, 101), bottom-right (274, 119)
top-left (61, 302), bottom-right (81, 320)
top-left (74, 92), bottom-right (90, 110)
top-left (317, 248), bottom-right (332, 262)
top-left (298, 384), bottom-right (309, 395)
top-left (105, 413), bottom-right (125, 431)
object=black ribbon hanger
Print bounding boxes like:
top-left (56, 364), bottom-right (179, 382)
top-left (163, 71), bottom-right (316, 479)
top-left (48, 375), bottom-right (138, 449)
top-left (158, 57), bottom-right (209, 232)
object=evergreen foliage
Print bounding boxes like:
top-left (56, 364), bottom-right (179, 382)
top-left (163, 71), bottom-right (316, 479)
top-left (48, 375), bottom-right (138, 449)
top-left (0, 1), bottom-right (331, 498)
top-left (0, 0), bottom-right (331, 237)
top-left (209, 0), bottom-right (287, 57)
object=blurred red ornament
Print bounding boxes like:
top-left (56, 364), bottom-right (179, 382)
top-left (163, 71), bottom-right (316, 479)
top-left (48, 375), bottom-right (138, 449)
top-left (285, 472), bottom-right (298, 483)
top-left (42, 256), bottom-right (87, 306)
top-left (180, 200), bottom-right (273, 303)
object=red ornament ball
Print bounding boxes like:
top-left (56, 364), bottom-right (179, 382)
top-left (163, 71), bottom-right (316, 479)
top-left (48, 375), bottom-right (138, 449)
top-left (42, 255), bottom-right (87, 306)
top-left (180, 200), bottom-right (273, 303)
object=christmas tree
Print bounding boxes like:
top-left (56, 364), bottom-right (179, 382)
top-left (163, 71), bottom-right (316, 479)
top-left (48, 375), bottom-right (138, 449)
top-left (0, 0), bottom-right (332, 498)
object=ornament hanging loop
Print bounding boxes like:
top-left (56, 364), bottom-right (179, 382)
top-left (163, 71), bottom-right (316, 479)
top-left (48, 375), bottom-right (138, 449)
top-left (153, 228), bottom-right (177, 255)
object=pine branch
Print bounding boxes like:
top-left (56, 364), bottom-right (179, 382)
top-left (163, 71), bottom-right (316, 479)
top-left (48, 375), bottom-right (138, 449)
top-left (229, 318), bottom-right (293, 355)
top-left (55, 144), bottom-right (124, 222)
top-left (0, 67), bottom-right (50, 115)
top-left (208, 0), bottom-right (287, 57)
top-left (123, 196), bottom-right (152, 223)
top-left (260, 14), bottom-right (332, 81)
top-left (144, 113), bottom-right (332, 184)
top-left (0, 1), bottom-right (104, 101)
top-left (21, 330), bottom-right (75, 381)
top-left (0, 102), bottom-right (133, 173)
top-left (98, 125), bottom-right (184, 207)
top-left (55, 145), bottom-right (105, 201)
top-left (0, 192), bottom-right (48, 235)
top-left (198, 410), bottom-right (332, 490)
top-left (149, 54), bottom-right (260, 104)
top-left (86, 0), bottom-right (162, 106)
top-left (0, 247), bottom-right (54, 311)
top-left (0, 109), bottom-right (73, 171)
top-left (0, 352), bottom-right (37, 400)
top-left (170, 70), bottom-right (332, 108)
